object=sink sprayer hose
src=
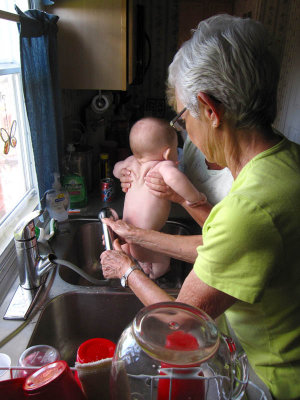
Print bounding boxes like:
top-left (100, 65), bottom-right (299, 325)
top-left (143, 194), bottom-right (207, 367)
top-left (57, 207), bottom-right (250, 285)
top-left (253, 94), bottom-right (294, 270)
top-left (53, 258), bottom-right (110, 286)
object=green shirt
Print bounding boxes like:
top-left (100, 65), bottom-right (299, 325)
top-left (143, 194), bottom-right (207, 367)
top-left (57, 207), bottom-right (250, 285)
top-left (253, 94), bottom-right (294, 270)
top-left (194, 138), bottom-right (300, 399)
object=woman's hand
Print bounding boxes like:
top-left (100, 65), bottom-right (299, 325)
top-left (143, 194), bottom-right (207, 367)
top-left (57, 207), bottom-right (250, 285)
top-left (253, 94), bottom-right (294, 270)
top-left (101, 218), bottom-right (140, 245)
top-left (120, 168), bottom-right (133, 193)
top-left (144, 171), bottom-right (185, 204)
top-left (100, 239), bottom-right (134, 279)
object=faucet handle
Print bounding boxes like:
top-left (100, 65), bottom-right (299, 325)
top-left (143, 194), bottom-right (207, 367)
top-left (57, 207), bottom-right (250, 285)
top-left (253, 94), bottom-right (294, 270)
top-left (14, 209), bottom-right (43, 241)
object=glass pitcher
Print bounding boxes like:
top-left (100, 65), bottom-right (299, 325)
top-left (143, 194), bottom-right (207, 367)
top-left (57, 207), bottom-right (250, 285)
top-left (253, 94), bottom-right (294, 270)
top-left (110, 302), bottom-right (248, 400)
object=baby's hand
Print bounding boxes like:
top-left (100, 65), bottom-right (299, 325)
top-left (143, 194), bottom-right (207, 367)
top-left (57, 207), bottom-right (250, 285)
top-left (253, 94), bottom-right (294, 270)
top-left (120, 168), bottom-right (133, 193)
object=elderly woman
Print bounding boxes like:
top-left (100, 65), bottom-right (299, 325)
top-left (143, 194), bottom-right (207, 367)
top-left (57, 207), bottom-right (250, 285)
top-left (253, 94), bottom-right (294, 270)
top-left (100, 14), bottom-right (300, 399)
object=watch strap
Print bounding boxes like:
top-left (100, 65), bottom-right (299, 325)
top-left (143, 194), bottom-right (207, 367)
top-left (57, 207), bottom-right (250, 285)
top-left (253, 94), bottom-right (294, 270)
top-left (121, 263), bottom-right (141, 287)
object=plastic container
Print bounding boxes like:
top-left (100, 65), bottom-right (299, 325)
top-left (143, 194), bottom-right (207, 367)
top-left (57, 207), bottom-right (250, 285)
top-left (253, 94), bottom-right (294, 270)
top-left (74, 338), bottom-right (116, 387)
top-left (99, 153), bottom-right (110, 179)
top-left (63, 174), bottom-right (88, 209)
top-left (23, 360), bottom-right (86, 400)
top-left (63, 144), bottom-right (88, 208)
top-left (15, 345), bottom-right (60, 379)
top-left (77, 338), bottom-right (116, 364)
top-left (0, 352), bottom-right (11, 381)
top-left (0, 377), bottom-right (26, 399)
top-left (45, 173), bottom-right (69, 222)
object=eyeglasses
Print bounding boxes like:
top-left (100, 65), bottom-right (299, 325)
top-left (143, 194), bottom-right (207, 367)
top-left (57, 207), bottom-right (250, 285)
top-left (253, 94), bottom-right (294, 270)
top-left (170, 107), bottom-right (187, 132)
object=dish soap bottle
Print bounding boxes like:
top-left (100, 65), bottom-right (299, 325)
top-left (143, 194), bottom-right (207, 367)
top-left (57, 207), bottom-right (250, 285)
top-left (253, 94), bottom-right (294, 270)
top-left (46, 173), bottom-right (70, 221)
top-left (62, 144), bottom-right (88, 209)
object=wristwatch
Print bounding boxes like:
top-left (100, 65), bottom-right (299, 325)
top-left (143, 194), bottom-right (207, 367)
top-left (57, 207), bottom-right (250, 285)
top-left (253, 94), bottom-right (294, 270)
top-left (121, 264), bottom-right (141, 288)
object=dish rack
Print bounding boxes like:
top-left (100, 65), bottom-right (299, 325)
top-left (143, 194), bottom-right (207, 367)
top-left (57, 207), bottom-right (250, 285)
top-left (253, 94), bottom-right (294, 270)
top-left (125, 367), bottom-right (269, 400)
top-left (1, 365), bottom-right (268, 400)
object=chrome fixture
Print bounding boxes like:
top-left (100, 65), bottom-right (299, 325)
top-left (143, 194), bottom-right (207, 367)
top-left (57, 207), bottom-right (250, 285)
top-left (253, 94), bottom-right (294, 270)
top-left (14, 210), bottom-right (56, 290)
top-left (98, 207), bottom-right (118, 250)
top-left (4, 210), bottom-right (56, 320)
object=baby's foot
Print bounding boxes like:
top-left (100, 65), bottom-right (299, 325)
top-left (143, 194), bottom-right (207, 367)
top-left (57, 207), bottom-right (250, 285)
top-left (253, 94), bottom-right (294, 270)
top-left (149, 264), bottom-right (171, 280)
top-left (139, 262), bottom-right (152, 276)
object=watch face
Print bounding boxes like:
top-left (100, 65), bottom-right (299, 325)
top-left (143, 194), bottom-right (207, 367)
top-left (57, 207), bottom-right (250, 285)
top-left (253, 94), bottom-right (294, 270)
top-left (121, 276), bottom-right (126, 288)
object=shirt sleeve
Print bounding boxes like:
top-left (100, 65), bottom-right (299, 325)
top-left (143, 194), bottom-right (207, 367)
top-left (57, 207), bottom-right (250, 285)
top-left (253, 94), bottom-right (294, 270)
top-left (194, 194), bottom-right (283, 303)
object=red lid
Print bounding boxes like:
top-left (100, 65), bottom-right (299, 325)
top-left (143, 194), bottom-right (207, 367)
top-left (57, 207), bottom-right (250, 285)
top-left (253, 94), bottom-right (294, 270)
top-left (23, 360), bottom-right (68, 392)
top-left (76, 338), bottom-right (116, 364)
top-left (165, 331), bottom-right (199, 351)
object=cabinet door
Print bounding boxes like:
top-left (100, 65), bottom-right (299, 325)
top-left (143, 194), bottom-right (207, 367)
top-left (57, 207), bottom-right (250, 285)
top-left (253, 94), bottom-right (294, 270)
top-left (47, 0), bottom-right (130, 90)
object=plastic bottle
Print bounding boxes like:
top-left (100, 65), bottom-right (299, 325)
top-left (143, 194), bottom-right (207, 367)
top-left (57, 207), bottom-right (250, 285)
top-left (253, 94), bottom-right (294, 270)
top-left (46, 173), bottom-right (70, 221)
top-left (99, 153), bottom-right (110, 179)
top-left (63, 144), bottom-right (88, 209)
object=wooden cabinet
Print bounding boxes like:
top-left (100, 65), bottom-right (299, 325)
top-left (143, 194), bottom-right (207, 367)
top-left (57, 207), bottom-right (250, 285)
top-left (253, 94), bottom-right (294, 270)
top-left (45, 0), bottom-right (135, 90)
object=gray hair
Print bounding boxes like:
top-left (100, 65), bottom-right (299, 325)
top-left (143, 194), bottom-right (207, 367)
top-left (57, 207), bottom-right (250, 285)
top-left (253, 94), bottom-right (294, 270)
top-left (167, 14), bottom-right (279, 129)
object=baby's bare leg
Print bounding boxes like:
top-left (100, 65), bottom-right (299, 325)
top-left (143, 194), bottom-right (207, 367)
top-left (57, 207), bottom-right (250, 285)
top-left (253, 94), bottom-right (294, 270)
top-left (129, 244), bottom-right (170, 279)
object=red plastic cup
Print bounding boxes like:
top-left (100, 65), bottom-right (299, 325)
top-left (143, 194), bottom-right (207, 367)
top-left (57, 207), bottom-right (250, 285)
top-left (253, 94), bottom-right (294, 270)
top-left (157, 331), bottom-right (205, 400)
top-left (0, 377), bottom-right (26, 400)
top-left (23, 360), bottom-right (86, 399)
top-left (75, 338), bottom-right (116, 387)
top-left (76, 338), bottom-right (116, 364)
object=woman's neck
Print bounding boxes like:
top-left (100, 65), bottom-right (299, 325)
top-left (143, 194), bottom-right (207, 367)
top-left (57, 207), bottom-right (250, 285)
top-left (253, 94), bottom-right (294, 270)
top-left (224, 126), bottom-right (282, 179)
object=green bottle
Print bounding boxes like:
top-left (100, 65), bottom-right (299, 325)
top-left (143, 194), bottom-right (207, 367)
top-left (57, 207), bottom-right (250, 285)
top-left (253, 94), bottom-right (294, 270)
top-left (63, 174), bottom-right (87, 209)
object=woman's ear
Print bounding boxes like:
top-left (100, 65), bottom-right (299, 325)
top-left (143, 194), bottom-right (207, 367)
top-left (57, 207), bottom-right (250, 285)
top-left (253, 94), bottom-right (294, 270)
top-left (197, 92), bottom-right (223, 128)
top-left (163, 147), bottom-right (171, 160)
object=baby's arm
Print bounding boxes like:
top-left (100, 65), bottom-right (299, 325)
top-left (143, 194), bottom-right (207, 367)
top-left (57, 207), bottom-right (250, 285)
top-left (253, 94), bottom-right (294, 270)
top-left (113, 156), bottom-right (135, 179)
top-left (156, 161), bottom-right (206, 205)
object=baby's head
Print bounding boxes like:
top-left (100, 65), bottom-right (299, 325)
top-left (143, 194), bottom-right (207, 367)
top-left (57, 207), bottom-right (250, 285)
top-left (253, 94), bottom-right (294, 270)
top-left (130, 117), bottom-right (178, 162)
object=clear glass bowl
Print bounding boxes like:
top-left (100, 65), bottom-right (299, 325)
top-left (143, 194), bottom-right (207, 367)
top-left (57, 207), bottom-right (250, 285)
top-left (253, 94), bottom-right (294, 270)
top-left (110, 302), bottom-right (248, 400)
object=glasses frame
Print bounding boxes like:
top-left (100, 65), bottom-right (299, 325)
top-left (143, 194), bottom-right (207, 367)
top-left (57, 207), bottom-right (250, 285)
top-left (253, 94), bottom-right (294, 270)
top-left (170, 107), bottom-right (187, 132)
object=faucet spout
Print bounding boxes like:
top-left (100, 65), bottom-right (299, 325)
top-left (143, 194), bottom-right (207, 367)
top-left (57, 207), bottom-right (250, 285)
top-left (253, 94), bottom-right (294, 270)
top-left (99, 207), bottom-right (118, 250)
top-left (14, 210), bottom-right (56, 289)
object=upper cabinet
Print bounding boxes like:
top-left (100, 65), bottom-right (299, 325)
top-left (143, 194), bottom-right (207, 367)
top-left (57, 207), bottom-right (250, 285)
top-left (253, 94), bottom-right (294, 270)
top-left (45, 0), bottom-right (135, 90)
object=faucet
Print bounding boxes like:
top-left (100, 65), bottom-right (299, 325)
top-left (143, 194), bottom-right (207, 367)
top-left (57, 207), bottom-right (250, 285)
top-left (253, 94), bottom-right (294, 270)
top-left (99, 207), bottom-right (119, 250)
top-left (14, 210), bottom-right (56, 289)
top-left (4, 210), bottom-right (56, 320)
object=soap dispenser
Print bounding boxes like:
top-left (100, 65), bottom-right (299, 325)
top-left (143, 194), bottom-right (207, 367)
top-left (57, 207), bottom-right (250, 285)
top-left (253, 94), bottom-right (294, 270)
top-left (46, 173), bottom-right (70, 222)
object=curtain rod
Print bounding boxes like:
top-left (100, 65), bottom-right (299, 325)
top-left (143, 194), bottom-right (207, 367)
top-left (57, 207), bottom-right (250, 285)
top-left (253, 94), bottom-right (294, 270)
top-left (0, 10), bottom-right (20, 22)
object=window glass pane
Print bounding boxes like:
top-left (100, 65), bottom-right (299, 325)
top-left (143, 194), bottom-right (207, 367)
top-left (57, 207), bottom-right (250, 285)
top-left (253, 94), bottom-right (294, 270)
top-left (0, 74), bottom-right (31, 221)
top-left (0, 13), bottom-right (20, 64)
top-left (0, 0), bottom-right (29, 14)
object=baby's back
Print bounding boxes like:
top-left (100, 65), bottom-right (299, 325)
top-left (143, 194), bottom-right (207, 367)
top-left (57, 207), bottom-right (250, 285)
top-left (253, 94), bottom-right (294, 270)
top-left (123, 158), bottom-right (170, 230)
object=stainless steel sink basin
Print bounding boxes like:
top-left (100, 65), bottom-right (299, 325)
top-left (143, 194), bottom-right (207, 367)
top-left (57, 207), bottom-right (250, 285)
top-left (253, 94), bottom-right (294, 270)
top-left (28, 291), bottom-right (143, 365)
top-left (54, 219), bottom-right (194, 288)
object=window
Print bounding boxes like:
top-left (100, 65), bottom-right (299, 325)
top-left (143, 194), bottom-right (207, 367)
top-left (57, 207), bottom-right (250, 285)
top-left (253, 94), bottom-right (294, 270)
top-left (0, 1), bottom-right (38, 255)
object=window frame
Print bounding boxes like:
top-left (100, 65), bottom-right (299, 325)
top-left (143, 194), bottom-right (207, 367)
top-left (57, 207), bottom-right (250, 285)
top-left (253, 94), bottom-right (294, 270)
top-left (0, 6), bottom-right (39, 301)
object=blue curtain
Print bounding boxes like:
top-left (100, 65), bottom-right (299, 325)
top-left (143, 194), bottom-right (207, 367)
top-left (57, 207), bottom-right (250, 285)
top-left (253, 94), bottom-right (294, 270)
top-left (15, 6), bottom-right (63, 198)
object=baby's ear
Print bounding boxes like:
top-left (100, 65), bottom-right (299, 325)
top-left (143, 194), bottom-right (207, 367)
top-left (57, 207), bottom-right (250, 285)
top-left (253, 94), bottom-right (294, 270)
top-left (163, 147), bottom-right (171, 160)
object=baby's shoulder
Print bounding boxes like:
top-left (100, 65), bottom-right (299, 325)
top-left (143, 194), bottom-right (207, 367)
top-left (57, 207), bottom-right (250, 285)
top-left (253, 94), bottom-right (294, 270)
top-left (153, 160), bottom-right (177, 172)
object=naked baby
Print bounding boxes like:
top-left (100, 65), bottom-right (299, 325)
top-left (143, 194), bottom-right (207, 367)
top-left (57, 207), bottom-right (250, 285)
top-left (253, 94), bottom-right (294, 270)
top-left (113, 117), bottom-right (206, 279)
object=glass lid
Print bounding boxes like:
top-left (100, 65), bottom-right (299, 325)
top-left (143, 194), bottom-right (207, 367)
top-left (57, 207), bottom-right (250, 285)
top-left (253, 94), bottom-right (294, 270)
top-left (132, 302), bottom-right (220, 366)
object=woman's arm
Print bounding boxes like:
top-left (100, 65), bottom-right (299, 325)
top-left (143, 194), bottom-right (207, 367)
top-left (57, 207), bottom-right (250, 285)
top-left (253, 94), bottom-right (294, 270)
top-left (101, 240), bottom-right (236, 315)
top-left (177, 270), bottom-right (236, 319)
top-left (100, 239), bottom-right (174, 306)
top-left (101, 218), bottom-right (202, 263)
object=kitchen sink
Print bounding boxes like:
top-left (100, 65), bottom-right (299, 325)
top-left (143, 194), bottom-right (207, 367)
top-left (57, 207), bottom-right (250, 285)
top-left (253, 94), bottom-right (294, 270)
top-left (28, 291), bottom-right (143, 365)
top-left (55, 219), bottom-right (194, 288)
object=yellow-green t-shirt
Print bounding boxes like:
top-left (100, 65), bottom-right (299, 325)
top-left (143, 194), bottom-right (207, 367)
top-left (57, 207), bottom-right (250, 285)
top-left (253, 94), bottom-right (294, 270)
top-left (194, 138), bottom-right (300, 399)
